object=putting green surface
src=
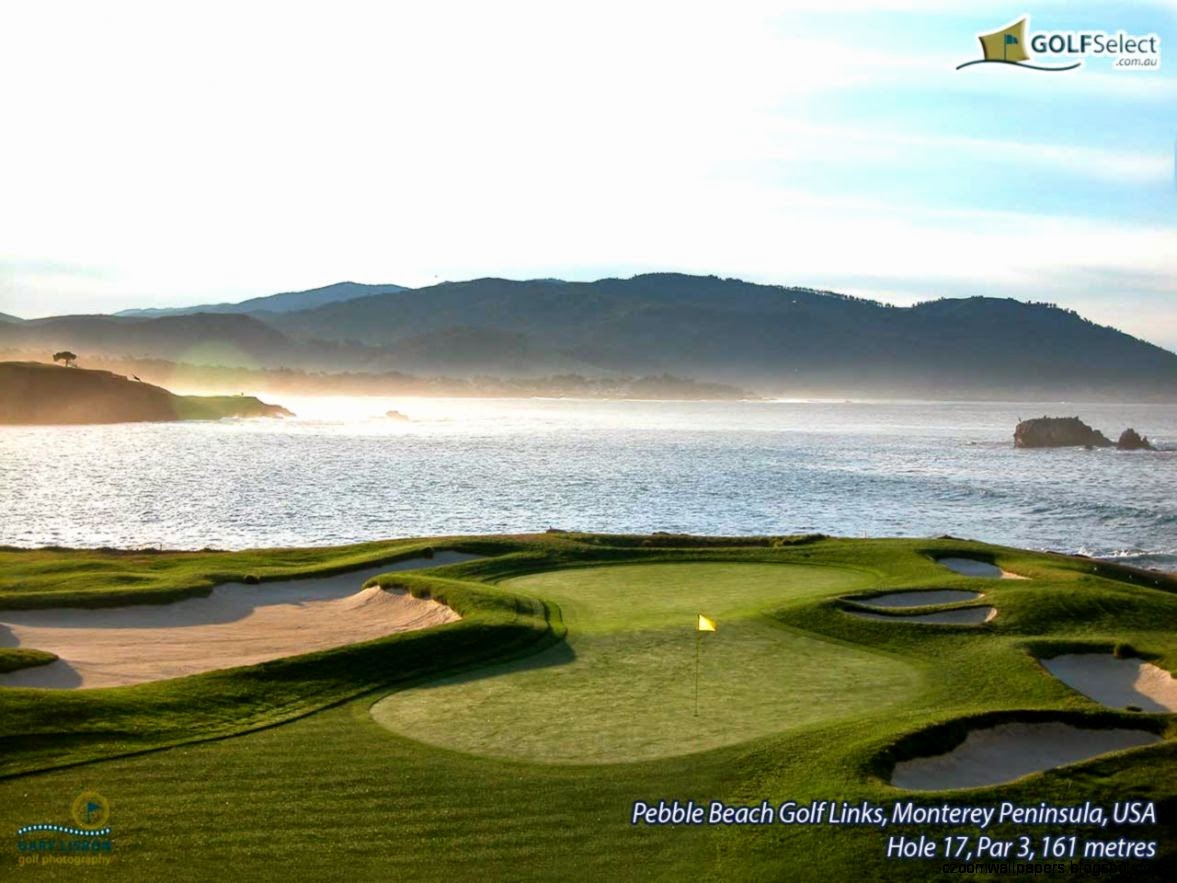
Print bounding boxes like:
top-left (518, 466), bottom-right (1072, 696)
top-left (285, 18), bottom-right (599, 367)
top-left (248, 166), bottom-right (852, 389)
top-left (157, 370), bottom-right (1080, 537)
top-left (372, 563), bottom-right (921, 762)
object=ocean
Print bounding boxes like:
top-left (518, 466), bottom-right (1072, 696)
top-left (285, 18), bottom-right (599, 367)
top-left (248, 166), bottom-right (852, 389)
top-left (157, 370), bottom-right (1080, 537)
top-left (3, 397), bottom-right (1175, 571)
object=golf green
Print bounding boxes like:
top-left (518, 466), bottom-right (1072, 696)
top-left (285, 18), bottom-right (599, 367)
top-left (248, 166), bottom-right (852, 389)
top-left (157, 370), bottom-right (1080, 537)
top-left (2, 536), bottom-right (1175, 881)
top-left (371, 562), bottom-right (922, 762)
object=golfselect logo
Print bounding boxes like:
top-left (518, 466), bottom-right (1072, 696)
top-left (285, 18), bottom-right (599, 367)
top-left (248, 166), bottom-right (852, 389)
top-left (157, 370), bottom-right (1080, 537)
top-left (956, 15), bottom-right (1162, 72)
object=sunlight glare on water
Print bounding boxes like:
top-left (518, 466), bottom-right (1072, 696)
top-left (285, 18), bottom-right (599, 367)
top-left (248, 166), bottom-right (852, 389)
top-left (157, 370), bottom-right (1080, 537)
top-left (3, 398), bottom-right (1175, 570)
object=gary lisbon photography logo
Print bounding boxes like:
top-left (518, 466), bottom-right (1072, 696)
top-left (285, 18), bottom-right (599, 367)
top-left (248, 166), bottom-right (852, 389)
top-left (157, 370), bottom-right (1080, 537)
top-left (957, 15), bottom-right (1161, 72)
top-left (14, 791), bottom-right (114, 867)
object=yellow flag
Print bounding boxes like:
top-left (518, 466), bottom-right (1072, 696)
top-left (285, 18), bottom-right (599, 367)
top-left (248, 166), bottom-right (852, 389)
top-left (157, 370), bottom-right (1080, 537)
top-left (696, 614), bottom-right (716, 632)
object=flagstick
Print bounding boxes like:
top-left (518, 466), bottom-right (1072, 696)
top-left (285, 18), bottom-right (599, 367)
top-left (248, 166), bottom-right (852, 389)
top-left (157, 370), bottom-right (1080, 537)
top-left (694, 627), bottom-right (701, 717)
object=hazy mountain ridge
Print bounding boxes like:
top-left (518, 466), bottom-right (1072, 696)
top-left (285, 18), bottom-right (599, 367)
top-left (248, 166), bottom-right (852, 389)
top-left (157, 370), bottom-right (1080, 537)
top-left (266, 274), bottom-right (1177, 397)
top-left (114, 281), bottom-right (407, 318)
top-left (3, 273), bottom-right (1175, 400)
top-left (0, 313), bottom-right (296, 368)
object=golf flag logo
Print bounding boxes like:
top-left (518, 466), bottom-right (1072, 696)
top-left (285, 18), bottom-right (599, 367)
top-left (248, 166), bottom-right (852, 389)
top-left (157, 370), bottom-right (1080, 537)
top-left (71, 791), bottom-right (110, 830)
top-left (980, 19), bottom-right (1029, 63)
top-left (696, 614), bottom-right (716, 632)
top-left (956, 15), bottom-right (1086, 72)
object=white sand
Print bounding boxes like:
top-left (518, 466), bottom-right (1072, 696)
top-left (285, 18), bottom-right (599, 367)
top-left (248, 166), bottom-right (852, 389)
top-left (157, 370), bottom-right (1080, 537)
top-left (891, 721), bottom-right (1160, 790)
top-left (937, 557), bottom-right (1027, 580)
top-left (1041, 654), bottom-right (1177, 713)
top-left (0, 552), bottom-right (477, 689)
top-left (848, 606), bottom-right (996, 625)
top-left (858, 590), bottom-right (981, 608)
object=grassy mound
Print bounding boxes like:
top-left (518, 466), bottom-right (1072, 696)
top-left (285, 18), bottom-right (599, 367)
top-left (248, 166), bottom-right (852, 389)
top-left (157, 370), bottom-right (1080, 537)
top-left (0, 648), bottom-right (56, 674)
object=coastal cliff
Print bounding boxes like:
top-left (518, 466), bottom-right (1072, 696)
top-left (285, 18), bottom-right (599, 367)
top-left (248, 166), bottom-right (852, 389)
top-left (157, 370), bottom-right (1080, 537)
top-left (0, 361), bottom-right (293, 425)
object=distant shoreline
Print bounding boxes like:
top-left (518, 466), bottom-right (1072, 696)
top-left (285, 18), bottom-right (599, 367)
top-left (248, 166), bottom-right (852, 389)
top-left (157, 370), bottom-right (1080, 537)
top-left (5, 350), bottom-right (1177, 404)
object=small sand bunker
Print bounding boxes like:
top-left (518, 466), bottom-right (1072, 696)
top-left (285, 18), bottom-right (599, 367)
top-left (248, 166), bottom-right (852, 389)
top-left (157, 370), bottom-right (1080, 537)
top-left (1041, 654), bottom-right (1177, 713)
top-left (0, 552), bottom-right (477, 689)
top-left (936, 557), bottom-right (1027, 580)
top-left (858, 590), bottom-right (982, 608)
top-left (892, 721), bottom-right (1160, 790)
top-left (848, 606), bottom-right (996, 625)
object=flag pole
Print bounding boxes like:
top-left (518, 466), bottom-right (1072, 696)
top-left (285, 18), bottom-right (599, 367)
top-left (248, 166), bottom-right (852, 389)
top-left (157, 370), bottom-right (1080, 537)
top-left (694, 624), bottom-right (701, 717)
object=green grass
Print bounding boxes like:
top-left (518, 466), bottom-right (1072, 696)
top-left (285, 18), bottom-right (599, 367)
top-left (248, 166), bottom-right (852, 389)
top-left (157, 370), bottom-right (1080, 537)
top-left (0, 648), bottom-right (56, 674)
top-left (1, 535), bottom-right (1175, 881)
top-left (0, 537), bottom-right (516, 607)
top-left (374, 563), bottom-right (920, 762)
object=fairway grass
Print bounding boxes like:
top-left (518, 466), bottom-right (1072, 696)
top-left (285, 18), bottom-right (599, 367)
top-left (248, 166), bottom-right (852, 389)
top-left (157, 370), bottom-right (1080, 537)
top-left (1, 534), bottom-right (1176, 880)
top-left (373, 563), bottom-right (921, 762)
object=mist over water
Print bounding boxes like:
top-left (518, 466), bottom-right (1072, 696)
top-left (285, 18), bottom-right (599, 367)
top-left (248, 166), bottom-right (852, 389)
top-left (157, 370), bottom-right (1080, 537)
top-left (3, 398), bottom-right (1175, 571)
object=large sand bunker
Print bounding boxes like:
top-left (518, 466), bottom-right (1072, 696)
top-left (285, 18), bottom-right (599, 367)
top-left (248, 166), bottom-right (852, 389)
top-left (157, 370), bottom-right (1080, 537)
top-left (1041, 654), bottom-right (1177, 713)
top-left (847, 606), bottom-right (996, 625)
top-left (891, 721), bottom-right (1160, 790)
top-left (857, 590), bottom-right (982, 608)
top-left (0, 552), bottom-right (477, 689)
top-left (936, 557), bottom-right (1027, 580)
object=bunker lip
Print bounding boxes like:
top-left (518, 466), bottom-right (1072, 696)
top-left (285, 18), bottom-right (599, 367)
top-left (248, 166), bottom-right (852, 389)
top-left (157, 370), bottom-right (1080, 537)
top-left (933, 556), bottom-right (1027, 580)
top-left (851, 589), bottom-right (982, 608)
top-left (844, 605), bottom-right (996, 625)
top-left (0, 552), bottom-right (477, 689)
top-left (886, 713), bottom-right (1165, 791)
top-left (1039, 653), bottom-right (1177, 713)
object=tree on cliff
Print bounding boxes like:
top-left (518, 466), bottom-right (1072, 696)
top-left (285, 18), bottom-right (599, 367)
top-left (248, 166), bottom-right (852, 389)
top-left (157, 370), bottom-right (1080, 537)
top-left (52, 351), bottom-right (78, 367)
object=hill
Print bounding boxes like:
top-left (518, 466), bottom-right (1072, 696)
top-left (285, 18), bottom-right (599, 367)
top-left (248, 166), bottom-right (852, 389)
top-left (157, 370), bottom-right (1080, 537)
top-left (5, 273), bottom-right (1176, 399)
top-left (114, 281), bottom-right (407, 318)
top-left (0, 361), bottom-right (292, 424)
top-left (0, 312), bottom-right (300, 369)
top-left (268, 274), bottom-right (1177, 399)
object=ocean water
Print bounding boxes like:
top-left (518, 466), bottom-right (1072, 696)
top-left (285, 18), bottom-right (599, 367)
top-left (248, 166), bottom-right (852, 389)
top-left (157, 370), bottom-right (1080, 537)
top-left (2, 397), bottom-right (1175, 571)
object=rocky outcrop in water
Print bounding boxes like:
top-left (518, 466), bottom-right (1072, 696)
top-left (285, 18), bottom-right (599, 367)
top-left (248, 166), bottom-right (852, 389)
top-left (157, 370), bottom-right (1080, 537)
top-left (1116, 428), bottom-right (1155, 451)
top-left (1013, 417), bottom-right (1160, 451)
top-left (1013, 417), bottom-right (1112, 449)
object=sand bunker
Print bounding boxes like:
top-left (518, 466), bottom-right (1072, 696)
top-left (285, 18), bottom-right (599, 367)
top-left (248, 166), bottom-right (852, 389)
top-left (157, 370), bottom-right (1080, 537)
top-left (936, 557), bottom-right (1027, 580)
top-left (848, 606), bottom-right (996, 625)
top-left (0, 551), bottom-right (478, 689)
top-left (892, 721), bottom-right (1160, 790)
top-left (1041, 654), bottom-right (1177, 713)
top-left (857, 590), bottom-right (982, 608)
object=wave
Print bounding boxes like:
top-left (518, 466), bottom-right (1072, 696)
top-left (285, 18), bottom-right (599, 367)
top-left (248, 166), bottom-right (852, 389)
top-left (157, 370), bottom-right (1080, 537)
top-left (1078, 546), bottom-right (1177, 574)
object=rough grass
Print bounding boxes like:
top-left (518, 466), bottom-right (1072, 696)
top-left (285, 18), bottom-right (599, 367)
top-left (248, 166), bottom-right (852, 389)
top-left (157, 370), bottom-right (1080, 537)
top-left (1, 535), bottom-right (1175, 881)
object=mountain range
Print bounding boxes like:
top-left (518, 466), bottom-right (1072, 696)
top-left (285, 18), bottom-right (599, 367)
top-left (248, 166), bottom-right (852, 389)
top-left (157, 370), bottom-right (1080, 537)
top-left (3, 273), bottom-right (1176, 400)
top-left (113, 281), bottom-right (407, 317)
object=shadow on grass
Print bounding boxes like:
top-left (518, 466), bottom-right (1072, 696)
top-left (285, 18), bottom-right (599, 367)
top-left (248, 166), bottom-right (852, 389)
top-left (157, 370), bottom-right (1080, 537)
top-left (404, 638), bottom-right (577, 692)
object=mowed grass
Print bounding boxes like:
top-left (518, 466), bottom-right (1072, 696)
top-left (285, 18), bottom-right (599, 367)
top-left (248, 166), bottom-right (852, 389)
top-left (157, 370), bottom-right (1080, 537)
top-left (1, 535), bottom-right (1176, 881)
top-left (0, 702), bottom-right (745, 882)
top-left (373, 563), bottom-right (922, 762)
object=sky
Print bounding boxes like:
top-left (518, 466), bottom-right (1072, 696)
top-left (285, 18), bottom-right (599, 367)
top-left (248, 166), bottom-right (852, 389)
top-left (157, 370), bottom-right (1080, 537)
top-left (2, 0), bottom-right (1174, 348)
